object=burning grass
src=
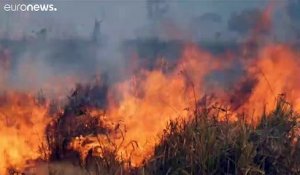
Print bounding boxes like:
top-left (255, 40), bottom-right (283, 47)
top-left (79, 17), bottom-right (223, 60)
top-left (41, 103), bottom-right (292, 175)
top-left (3, 3), bottom-right (296, 173)
top-left (2, 42), bottom-right (300, 174)
top-left (27, 94), bottom-right (299, 175)
top-left (1, 78), bottom-right (300, 174)
top-left (7, 90), bottom-right (294, 175)
top-left (145, 96), bottom-right (300, 175)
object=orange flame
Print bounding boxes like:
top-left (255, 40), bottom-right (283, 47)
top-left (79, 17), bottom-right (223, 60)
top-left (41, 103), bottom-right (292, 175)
top-left (239, 44), bottom-right (300, 122)
top-left (0, 92), bottom-right (51, 174)
top-left (69, 44), bottom-right (220, 166)
top-left (2, 2), bottom-right (300, 171)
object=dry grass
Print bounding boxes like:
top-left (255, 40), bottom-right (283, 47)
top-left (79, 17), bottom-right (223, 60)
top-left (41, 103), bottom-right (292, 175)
top-left (144, 97), bottom-right (300, 175)
top-left (39, 90), bottom-right (300, 175)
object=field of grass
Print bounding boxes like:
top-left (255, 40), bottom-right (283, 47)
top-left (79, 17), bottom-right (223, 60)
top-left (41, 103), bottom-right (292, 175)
top-left (40, 95), bottom-right (300, 175)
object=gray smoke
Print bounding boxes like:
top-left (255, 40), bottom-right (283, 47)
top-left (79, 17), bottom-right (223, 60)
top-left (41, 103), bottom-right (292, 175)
top-left (0, 0), bottom-right (297, 97)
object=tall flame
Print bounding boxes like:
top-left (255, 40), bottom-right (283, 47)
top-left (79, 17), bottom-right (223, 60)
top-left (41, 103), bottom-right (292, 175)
top-left (69, 44), bottom-right (220, 166)
top-left (2, 3), bottom-right (300, 172)
top-left (0, 92), bottom-right (51, 174)
top-left (240, 44), bottom-right (300, 122)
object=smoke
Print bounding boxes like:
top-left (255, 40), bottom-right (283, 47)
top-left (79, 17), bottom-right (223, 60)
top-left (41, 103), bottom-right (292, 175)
top-left (0, 1), bottom-right (297, 98)
top-left (286, 0), bottom-right (300, 40)
top-left (2, 1), bottom-right (300, 174)
top-left (228, 8), bottom-right (265, 35)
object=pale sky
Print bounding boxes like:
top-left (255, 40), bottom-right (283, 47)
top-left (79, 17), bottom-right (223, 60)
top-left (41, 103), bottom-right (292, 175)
top-left (0, 0), bottom-right (270, 40)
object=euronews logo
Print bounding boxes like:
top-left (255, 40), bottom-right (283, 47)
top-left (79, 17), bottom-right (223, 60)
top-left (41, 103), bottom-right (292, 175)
top-left (3, 3), bottom-right (58, 12)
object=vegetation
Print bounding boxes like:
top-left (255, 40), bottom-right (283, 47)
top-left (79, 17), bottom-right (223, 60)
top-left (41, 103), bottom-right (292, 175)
top-left (145, 97), bottom-right (300, 175)
top-left (42, 94), bottom-right (300, 175)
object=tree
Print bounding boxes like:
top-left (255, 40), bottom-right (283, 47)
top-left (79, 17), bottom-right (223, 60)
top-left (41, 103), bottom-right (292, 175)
top-left (92, 19), bottom-right (103, 44)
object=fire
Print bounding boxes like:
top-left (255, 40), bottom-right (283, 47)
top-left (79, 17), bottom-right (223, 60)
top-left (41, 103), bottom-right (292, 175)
top-left (2, 3), bottom-right (300, 172)
top-left (69, 44), bottom-right (220, 166)
top-left (68, 41), bottom-right (300, 166)
top-left (0, 92), bottom-right (51, 174)
top-left (2, 41), bottom-right (300, 173)
top-left (239, 44), bottom-right (300, 122)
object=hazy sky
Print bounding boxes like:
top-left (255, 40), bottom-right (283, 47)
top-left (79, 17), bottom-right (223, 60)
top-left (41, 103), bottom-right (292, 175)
top-left (0, 0), bottom-right (293, 93)
top-left (0, 0), bottom-right (270, 40)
